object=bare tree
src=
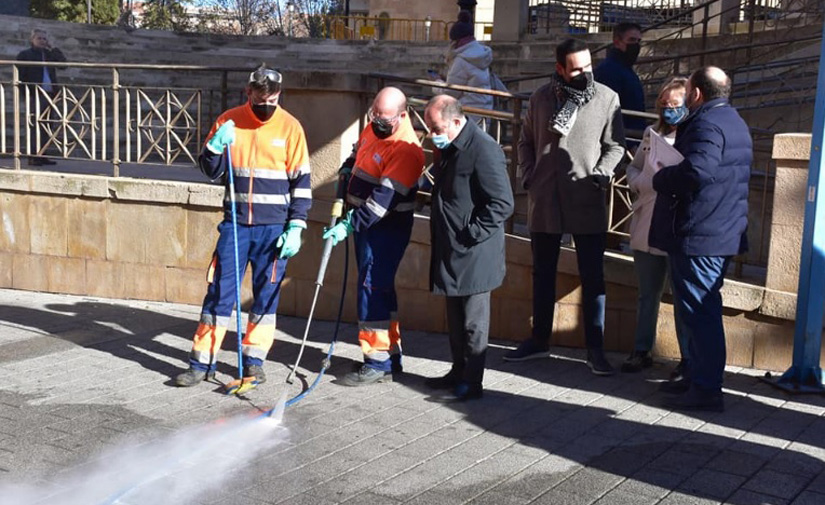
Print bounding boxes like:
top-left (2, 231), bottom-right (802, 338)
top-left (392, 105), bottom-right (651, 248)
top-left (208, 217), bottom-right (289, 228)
top-left (291, 0), bottom-right (343, 38)
top-left (199, 0), bottom-right (280, 35)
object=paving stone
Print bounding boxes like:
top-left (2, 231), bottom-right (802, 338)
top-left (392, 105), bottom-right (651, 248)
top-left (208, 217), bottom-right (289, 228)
top-left (676, 468), bottom-right (747, 500)
top-left (765, 445), bottom-right (825, 479)
top-left (725, 489), bottom-right (789, 505)
top-left (551, 466), bottom-right (624, 497)
top-left (531, 488), bottom-right (599, 505)
top-left (704, 449), bottom-right (768, 477)
top-left (743, 469), bottom-right (811, 499)
top-left (657, 490), bottom-right (722, 504)
top-left (593, 489), bottom-right (659, 504)
top-left (791, 491), bottom-right (825, 505)
top-left (611, 468), bottom-right (685, 499)
top-left (807, 471), bottom-right (825, 494)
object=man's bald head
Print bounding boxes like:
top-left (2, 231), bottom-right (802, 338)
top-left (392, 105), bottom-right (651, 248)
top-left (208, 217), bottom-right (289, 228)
top-left (372, 86), bottom-right (408, 117)
top-left (424, 94), bottom-right (466, 145)
top-left (425, 95), bottom-right (464, 123)
top-left (687, 66), bottom-right (731, 109)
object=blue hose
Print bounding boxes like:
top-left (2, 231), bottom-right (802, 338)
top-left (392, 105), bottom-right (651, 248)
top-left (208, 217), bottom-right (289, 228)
top-left (226, 147), bottom-right (244, 382)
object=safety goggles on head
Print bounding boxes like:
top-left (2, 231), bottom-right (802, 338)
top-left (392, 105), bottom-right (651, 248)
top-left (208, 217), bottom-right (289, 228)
top-left (367, 108), bottom-right (400, 127)
top-left (249, 68), bottom-right (282, 85)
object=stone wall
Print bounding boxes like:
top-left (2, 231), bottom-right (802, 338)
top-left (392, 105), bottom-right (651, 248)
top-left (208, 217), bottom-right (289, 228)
top-left (4, 163), bottom-right (807, 371)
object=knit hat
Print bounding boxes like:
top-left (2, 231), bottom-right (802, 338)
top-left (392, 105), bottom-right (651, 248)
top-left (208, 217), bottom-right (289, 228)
top-left (449, 10), bottom-right (474, 41)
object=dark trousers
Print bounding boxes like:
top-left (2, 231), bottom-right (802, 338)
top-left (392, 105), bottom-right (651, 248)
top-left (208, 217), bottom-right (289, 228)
top-left (669, 253), bottom-right (731, 393)
top-left (446, 292), bottom-right (490, 386)
top-left (532, 232), bottom-right (606, 349)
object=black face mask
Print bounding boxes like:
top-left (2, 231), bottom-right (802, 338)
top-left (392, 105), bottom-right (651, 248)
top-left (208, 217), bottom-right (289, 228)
top-left (568, 71), bottom-right (593, 91)
top-left (623, 43), bottom-right (641, 66)
top-left (371, 119), bottom-right (394, 139)
top-left (251, 103), bottom-right (277, 121)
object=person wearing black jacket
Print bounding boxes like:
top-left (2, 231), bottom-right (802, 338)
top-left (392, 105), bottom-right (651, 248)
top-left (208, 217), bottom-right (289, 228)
top-left (16, 29), bottom-right (67, 166)
top-left (650, 66), bottom-right (752, 412)
top-left (423, 95), bottom-right (514, 402)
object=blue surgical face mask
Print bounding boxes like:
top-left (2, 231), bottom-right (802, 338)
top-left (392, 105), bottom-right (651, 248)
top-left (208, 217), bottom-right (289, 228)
top-left (662, 105), bottom-right (688, 126)
top-left (432, 133), bottom-right (451, 150)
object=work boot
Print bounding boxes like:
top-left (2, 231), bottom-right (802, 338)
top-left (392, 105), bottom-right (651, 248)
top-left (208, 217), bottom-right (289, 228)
top-left (174, 368), bottom-right (215, 387)
top-left (503, 337), bottom-right (550, 362)
top-left (586, 348), bottom-right (615, 376)
top-left (243, 365), bottom-right (267, 384)
top-left (621, 350), bottom-right (653, 373)
top-left (340, 364), bottom-right (391, 387)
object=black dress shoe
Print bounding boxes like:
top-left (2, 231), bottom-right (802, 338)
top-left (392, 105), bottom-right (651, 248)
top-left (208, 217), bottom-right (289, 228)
top-left (659, 377), bottom-right (691, 394)
top-left (425, 373), bottom-right (458, 390)
top-left (663, 387), bottom-right (724, 412)
top-left (28, 157), bottom-right (44, 166)
top-left (40, 158), bottom-right (57, 165)
top-left (432, 382), bottom-right (483, 403)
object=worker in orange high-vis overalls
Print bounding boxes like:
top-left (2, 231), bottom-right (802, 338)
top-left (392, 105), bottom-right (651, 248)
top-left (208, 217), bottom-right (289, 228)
top-left (174, 65), bottom-right (312, 387)
top-left (324, 86), bottom-right (425, 386)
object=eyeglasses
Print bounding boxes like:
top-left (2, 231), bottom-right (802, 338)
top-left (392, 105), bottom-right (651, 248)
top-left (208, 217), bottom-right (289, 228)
top-left (249, 68), bottom-right (282, 85)
top-left (367, 108), bottom-right (400, 126)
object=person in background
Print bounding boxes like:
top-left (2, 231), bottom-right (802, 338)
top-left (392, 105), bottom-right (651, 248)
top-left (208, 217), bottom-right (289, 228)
top-left (622, 77), bottom-right (691, 376)
top-left (16, 28), bottom-right (67, 166)
top-left (438, 10), bottom-right (493, 129)
top-left (594, 22), bottom-right (646, 147)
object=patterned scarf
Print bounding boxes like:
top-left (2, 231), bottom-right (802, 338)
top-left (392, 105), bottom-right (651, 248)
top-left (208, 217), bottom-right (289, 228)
top-left (549, 72), bottom-right (596, 136)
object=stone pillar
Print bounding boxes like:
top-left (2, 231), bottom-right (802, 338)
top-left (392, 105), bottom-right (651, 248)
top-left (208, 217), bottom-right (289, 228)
top-left (692, 0), bottom-right (740, 36)
top-left (492, 0), bottom-right (527, 42)
top-left (763, 133), bottom-right (812, 318)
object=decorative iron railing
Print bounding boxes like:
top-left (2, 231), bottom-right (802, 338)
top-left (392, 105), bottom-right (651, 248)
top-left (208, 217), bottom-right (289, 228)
top-left (0, 61), bottom-right (249, 175)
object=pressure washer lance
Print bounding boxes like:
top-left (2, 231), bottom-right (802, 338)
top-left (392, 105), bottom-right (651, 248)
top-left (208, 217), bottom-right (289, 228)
top-left (285, 196), bottom-right (345, 384)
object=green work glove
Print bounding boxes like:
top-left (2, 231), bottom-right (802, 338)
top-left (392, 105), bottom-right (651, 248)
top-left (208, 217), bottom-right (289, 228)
top-left (276, 221), bottom-right (306, 259)
top-left (322, 210), bottom-right (354, 247)
top-left (206, 120), bottom-right (235, 154)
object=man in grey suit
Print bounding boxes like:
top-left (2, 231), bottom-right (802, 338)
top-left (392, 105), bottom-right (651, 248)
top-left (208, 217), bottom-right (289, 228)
top-left (424, 95), bottom-right (514, 402)
top-left (506, 38), bottom-right (626, 375)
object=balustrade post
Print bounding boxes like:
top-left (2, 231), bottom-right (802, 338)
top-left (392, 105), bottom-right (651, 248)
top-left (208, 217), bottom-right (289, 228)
top-left (220, 71), bottom-right (228, 112)
top-left (700, 3), bottom-right (709, 67)
top-left (506, 98), bottom-right (522, 234)
top-left (112, 67), bottom-right (120, 177)
top-left (12, 65), bottom-right (20, 170)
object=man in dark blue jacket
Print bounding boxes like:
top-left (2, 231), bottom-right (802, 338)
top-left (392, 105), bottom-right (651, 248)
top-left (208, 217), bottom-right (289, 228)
top-left (594, 22), bottom-right (646, 144)
top-left (649, 66), bottom-right (752, 412)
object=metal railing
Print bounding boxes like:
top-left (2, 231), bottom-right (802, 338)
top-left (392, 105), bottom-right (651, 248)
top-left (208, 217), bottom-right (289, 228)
top-left (0, 60), bottom-right (251, 175)
top-left (301, 16), bottom-right (494, 43)
top-left (528, 0), bottom-right (697, 35)
top-left (367, 72), bottom-right (655, 243)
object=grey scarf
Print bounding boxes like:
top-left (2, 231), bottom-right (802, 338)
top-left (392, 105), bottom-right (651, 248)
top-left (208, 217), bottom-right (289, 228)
top-left (550, 72), bottom-right (596, 136)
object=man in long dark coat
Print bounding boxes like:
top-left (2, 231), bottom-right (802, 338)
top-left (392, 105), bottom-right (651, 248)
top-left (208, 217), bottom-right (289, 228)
top-left (423, 95), bottom-right (514, 402)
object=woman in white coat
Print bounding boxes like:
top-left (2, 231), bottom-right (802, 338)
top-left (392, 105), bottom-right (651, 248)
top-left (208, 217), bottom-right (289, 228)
top-left (622, 77), bottom-right (692, 376)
